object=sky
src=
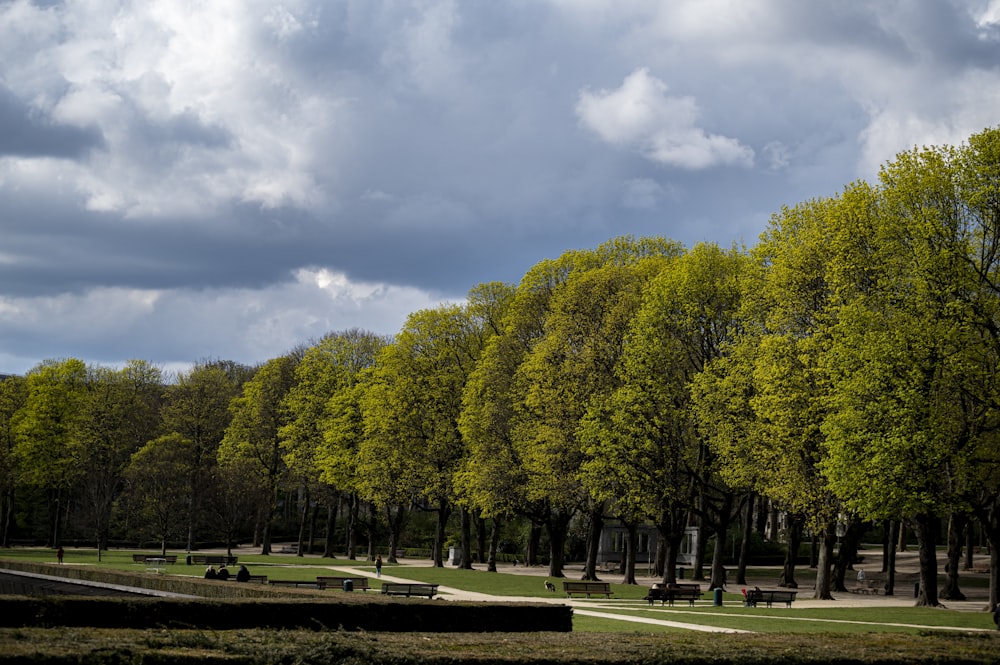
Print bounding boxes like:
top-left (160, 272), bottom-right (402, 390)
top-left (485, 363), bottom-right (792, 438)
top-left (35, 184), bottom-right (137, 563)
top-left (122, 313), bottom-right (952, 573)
top-left (1, 0), bottom-right (999, 377)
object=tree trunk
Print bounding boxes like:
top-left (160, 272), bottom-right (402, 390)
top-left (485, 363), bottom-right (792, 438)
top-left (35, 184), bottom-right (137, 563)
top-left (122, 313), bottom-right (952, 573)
top-left (813, 522), bottom-right (836, 600)
top-left (582, 503), bottom-right (604, 581)
top-left (487, 517), bottom-right (501, 573)
top-left (654, 527), bottom-right (666, 579)
top-left (1, 486), bottom-right (12, 547)
top-left (322, 498), bottom-right (337, 558)
top-left (386, 504), bottom-right (405, 564)
top-left (940, 512), bottom-right (967, 601)
top-left (710, 525), bottom-right (729, 591)
top-left (295, 486), bottom-right (309, 557)
top-left (963, 521), bottom-right (975, 571)
top-left (459, 507), bottom-right (473, 570)
top-left (657, 507), bottom-right (686, 585)
top-left (546, 510), bottom-right (572, 578)
top-left (973, 500), bottom-right (999, 611)
top-left (307, 496), bottom-right (319, 555)
top-left (476, 515), bottom-right (488, 565)
top-left (885, 520), bottom-right (898, 596)
top-left (736, 494), bottom-right (753, 586)
top-left (693, 520), bottom-right (707, 581)
top-left (833, 517), bottom-right (866, 592)
top-left (432, 499), bottom-right (451, 567)
top-left (779, 516), bottom-right (802, 588)
top-left (912, 513), bottom-right (940, 607)
top-left (526, 521), bottom-right (542, 566)
top-left (623, 522), bottom-right (638, 585)
top-left (346, 494), bottom-right (358, 560)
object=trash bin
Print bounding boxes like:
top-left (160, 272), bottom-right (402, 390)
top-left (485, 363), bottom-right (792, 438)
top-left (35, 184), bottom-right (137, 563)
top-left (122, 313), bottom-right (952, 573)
top-left (343, 579), bottom-right (354, 592)
top-left (713, 587), bottom-right (723, 606)
top-left (678, 567), bottom-right (684, 579)
top-left (185, 554), bottom-right (192, 566)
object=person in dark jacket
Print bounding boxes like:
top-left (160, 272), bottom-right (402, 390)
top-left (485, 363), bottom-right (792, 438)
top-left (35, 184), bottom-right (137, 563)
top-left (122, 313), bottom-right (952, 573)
top-left (204, 566), bottom-right (217, 579)
top-left (216, 564), bottom-right (231, 581)
top-left (236, 565), bottom-right (251, 582)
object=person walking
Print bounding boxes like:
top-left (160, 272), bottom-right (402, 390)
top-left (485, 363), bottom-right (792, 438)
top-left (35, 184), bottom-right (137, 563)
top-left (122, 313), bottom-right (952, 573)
top-left (375, 555), bottom-right (383, 578)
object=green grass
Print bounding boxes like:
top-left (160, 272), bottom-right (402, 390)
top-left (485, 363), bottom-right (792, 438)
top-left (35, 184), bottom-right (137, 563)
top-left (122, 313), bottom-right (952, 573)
top-left (3, 547), bottom-right (996, 636)
top-left (593, 606), bottom-right (996, 633)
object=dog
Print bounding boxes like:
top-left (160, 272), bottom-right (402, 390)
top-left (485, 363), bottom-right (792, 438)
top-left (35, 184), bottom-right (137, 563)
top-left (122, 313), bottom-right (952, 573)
top-left (544, 580), bottom-right (556, 592)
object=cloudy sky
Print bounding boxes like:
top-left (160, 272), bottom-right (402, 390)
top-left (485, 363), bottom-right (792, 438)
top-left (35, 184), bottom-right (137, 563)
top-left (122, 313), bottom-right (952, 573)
top-left (1, 0), bottom-right (999, 376)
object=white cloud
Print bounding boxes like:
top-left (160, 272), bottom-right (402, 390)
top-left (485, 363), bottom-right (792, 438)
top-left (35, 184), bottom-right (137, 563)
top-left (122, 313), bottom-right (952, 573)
top-left (575, 68), bottom-right (754, 169)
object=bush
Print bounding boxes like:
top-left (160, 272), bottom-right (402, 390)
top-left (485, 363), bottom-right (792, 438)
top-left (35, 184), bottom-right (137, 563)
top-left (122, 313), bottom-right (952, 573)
top-left (0, 597), bottom-right (572, 632)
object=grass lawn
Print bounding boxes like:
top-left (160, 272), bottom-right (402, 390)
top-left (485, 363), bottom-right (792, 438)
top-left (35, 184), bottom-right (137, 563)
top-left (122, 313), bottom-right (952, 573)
top-left (3, 547), bottom-right (996, 635)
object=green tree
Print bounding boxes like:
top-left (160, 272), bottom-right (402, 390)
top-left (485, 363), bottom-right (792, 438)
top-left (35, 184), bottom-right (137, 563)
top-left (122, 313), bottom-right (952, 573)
top-left (946, 127), bottom-right (1000, 611)
top-left (161, 362), bottom-right (246, 551)
top-left (75, 360), bottom-right (163, 558)
top-left (820, 143), bottom-right (983, 607)
top-left (284, 329), bottom-right (386, 557)
top-left (694, 194), bottom-right (871, 599)
top-left (461, 237), bottom-right (681, 577)
top-left (124, 433), bottom-right (194, 553)
top-left (615, 243), bottom-right (746, 589)
top-left (0, 375), bottom-right (27, 547)
top-left (219, 356), bottom-right (298, 555)
top-left (526, 256), bottom-right (671, 582)
top-left (359, 303), bottom-right (485, 567)
top-left (13, 359), bottom-right (88, 547)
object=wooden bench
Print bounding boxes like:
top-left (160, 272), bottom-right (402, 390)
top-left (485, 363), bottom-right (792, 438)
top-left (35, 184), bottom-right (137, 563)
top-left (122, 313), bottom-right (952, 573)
top-left (244, 574), bottom-right (268, 584)
top-left (316, 576), bottom-right (371, 591)
top-left (381, 582), bottom-right (438, 598)
top-left (745, 588), bottom-right (797, 608)
top-left (132, 554), bottom-right (177, 564)
top-left (562, 581), bottom-right (612, 598)
top-left (189, 554), bottom-right (238, 566)
top-left (267, 579), bottom-right (321, 589)
top-left (644, 583), bottom-right (702, 606)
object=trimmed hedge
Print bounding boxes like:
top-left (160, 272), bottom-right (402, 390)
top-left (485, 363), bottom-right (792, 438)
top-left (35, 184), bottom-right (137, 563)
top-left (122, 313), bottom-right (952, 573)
top-left (0, 561), bottom-right (572, 633)
top-left (0, 596), bottom-right (572, 632)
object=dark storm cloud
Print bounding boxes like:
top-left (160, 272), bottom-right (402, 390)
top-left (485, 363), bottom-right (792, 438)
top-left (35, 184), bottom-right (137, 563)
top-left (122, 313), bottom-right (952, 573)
top-left (0, 0), bottom-right (997, 374)
top-left (0, 85), bottom-right (103, 158)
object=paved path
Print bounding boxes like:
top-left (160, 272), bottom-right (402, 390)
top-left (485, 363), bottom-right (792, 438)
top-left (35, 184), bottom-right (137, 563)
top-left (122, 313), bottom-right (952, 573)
top-left (317, 561), bottom-right (993, 634)
top-left (322, 564), bottom-right (748, 633)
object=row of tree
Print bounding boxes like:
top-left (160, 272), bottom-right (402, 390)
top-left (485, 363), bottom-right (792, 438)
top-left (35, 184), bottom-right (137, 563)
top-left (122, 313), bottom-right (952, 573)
top-left (2, 128), bottom-right (1000, 608)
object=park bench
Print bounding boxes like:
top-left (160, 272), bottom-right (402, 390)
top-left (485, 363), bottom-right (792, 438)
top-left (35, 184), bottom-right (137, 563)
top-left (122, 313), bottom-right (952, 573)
top-left (852, 577), bottom-right (884, 595)
top-left (381, 582), bottom-right (438, 598)
top-left (132, 554), bottom-right (177, 564)
top-left (244, 574), bottom-right (268, 584)
top-left (316, 576), bottom-right (371, 591)
top-left (744, 588), bottom-right (797, 608)
top-left (189, 554), bottom-right (238, 566)
top-left (267, 579), bottom-right (321, 589)
top-left (644, 583), bottom-right (702, 606)
top-left (562, 581), bottom-right (612, 598)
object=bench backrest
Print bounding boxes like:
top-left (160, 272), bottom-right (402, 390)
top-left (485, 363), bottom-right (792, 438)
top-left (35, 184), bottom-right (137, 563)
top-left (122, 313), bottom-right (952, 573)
top-left (564, 581), bottom-right (610, 589)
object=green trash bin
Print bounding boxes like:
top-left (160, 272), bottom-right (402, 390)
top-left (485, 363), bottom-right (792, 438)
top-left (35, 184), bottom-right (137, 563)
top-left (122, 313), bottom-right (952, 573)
top-left (713, 587), bottom-right (723, 606)
top-left (343, 579), bottom-right (354, 592)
